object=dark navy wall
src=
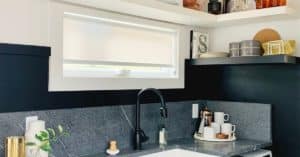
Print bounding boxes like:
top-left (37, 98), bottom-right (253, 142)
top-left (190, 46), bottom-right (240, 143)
top-left (215, 65), bottom-right (300, 157)
top-left (0, 44), bottom-right (50, 112)
top-left (0, 44), bottom-right (221, 112)
top-left (2, 43), bottom-right (299, 156)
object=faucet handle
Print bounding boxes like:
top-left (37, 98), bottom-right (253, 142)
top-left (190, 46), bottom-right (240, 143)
top-left (160, 107), bottom-right (168, 118)
top-left (140, 129), bottom-right (149, 143)
top-left (134, 129), bottom-right (149, 150)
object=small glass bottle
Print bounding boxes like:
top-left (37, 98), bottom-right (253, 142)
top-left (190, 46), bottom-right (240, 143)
top-left (256, 0), bottom-right (263, 9)
top-left (270, 0), bottom-right (278, 7)
top-left (159, 118), bottom-right (167, 145)
top-left (222, 0), bottom-right (230, 13)
top-left (159, 127), bottom-right (167, 145)
top-left (263, 0), bottom-right (271, 8)
top-left (277, 0), bottom-right (286, 6)
top-left (208, 0), bottom-right (222, 14)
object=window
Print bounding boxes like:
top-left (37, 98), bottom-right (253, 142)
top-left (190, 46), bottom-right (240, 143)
top-left (63, 12), bottom-right (178, 79)
top-left (49, 2), bottom-right (188, 91)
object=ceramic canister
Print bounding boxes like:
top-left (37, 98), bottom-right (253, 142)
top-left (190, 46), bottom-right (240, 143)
top-left (229, 42), bottom-right (240, 57)
top-left (240, 40), bottom-right (262, 56)
top-left (25, 120), bottom-right (48, 157)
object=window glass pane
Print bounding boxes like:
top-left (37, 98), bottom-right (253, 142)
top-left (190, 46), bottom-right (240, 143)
top-left (63, 13), bottom-right (177, 66)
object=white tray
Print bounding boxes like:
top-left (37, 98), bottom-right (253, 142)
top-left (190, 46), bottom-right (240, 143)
top-left (194, 133), bottom-right (237, 142)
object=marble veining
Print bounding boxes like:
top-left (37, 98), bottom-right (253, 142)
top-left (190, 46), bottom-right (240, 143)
top-left (0, 101), bottom-right (196, 157)
top-left (0, 100), bottom-right (271, 157)
top-left (206, 101), bottom-right (272, 142)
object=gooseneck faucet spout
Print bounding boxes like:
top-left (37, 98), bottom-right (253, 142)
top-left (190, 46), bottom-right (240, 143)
top-left (134, 88), bottom-right (168, 150)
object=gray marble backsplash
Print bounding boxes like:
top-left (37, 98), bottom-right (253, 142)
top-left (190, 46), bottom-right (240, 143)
top-left (0, 100), bottom-right (271, 157)
top-left (0, 101), bottom-right (197, 157)
top-left (206, 101), bottom-right (272, 142)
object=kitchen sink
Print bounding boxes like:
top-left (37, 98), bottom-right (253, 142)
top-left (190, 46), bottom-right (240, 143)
top-left (140, 148), bottom-right (220, 157)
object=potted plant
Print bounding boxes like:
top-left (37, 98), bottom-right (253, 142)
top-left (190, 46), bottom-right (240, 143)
top-left (26, 125), bottom-right (69, 157)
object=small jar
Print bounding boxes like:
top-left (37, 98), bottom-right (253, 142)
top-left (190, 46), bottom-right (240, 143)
top-left (227, 0), bottom-right (254, 13)
top-left (229, 42), bottom-right (240, 57)
top-left (270, 0), bottom-right (278, 7)
top-left (263, 0), bottom-right (271, 8)
top-left (277, 0), bottom-right (286, 6)
top-left (256, 0), bottom-right (263, 9)
top-left (208, 0), bottom-right (222, 14)
top-left (222, 0), bottom-right (230, 13)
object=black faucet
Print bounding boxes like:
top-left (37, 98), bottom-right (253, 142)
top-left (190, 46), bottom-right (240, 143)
top-left (134, 88), bottom-right (168, 150)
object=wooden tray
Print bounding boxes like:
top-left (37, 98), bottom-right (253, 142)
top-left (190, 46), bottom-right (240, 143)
top-left (194, 133), bottom-right (237, 142)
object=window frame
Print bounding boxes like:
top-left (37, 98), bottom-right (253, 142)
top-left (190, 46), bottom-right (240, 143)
top-left (49, 1), bottom-right (188, 91)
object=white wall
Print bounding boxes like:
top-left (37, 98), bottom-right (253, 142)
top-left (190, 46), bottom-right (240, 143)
top-left (0, 0), bottom-right (298, 91)
top-left (0, 0), bottom-right (49, 46)
top-left (210, 19), bottom-right (300, 56)
top-left (0, 0), bottom-right (298, 56)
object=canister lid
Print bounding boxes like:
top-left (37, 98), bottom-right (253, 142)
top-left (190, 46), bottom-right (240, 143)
top-left (240, 40), bottom-right (261, 48)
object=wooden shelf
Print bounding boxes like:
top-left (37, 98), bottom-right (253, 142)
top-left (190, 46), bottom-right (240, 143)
top-left (189, 55), bottom-right (300, 66)
top-left (214, 6), bottom-right (298, 27)
top-left (59, 0), bottom-right (299, 27)
top-left (59, 0), bottom-right (216, 26)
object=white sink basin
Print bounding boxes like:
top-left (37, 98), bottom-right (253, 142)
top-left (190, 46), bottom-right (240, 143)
top-left (140, 148), bottom-right (220, 157)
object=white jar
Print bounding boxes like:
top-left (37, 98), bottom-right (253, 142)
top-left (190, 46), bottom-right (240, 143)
top-left (227, 0), bottom-right (256, 13)
top-left (25, 120), bottom-right (48, 157)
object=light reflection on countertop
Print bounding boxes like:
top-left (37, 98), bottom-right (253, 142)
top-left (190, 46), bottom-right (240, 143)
top-left (83, 138), bottom-right (271, 157)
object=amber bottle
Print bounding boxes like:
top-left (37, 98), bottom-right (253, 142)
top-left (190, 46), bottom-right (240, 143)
top-left (256, 0), bottom-right (263, 9)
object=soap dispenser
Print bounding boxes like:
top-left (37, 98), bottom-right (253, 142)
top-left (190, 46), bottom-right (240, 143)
top-left (159, 127), bottom-right (167, 145)
top-left (159, 119), bottom-right (167, 145)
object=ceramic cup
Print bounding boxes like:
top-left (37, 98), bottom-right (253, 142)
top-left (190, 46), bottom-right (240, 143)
top-left (203, 127), bottom-right (215, 139)
top-left (214, 112), bottom-right (230, 124)
top-left (221, 123), bottom-right (236, 137)
top-left (211, 122), bottom-right (221, 134)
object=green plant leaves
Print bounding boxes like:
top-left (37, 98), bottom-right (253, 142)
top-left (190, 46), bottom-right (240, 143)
top-left (40, 141), bottom-right (52, 152)
top-left (56, 125), bottom-right (69, 137)
top-left (62, 132), bottom-right (70, 137)
top-left (35, 131), bottom-right (49, 142)
top-left (47, 128), bottom-right (56, 138)
top-left (58, 125), bottom-right (64, 134)
top-left (33, 125), bottom-right (69, 154)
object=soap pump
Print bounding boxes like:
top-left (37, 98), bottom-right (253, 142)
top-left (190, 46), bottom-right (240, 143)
top-left (159, 121), bottom-right (167, 145)
top-left (159, 127), bottom-right (167, 145)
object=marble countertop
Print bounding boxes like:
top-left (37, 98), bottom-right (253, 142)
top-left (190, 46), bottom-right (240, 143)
top-left (84, 138), bottom-right (271, 157)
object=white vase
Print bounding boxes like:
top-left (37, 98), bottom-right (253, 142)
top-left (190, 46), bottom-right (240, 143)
top-left (25, 120), bottom-right (49, 157)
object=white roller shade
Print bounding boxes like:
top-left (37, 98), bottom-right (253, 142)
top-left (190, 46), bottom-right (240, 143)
top-left (63, 13), bottom-right (177, 66)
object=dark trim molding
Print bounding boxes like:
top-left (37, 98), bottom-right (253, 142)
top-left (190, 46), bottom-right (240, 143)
top-left (0, 43), bottom-right (51, 57)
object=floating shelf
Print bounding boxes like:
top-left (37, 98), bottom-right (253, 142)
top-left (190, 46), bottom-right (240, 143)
top-left (60, 0), bottom-right (300, 27)
top-left (215, 6), bottom-right (298, 27)
top-left (59, 0), bottom-right (216, 26)
top-left (189, 55), bottom-right (300, 66)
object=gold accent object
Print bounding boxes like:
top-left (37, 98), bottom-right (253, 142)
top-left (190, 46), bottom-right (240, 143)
top-left (5, 136), bottom-right (25, 157)
top-left (262, 40), bottom-right (296, 56)
top-left (109, 140), bottom-right (118, 151)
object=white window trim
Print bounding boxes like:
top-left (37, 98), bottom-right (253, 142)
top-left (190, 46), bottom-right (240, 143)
top-left (48, 1), bottom-right (188, 91)
top-left (63, 59), bottom-right (177, 79)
